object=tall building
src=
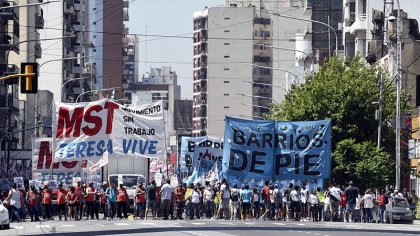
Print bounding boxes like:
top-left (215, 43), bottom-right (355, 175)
top-left (343, 0), bottom-right (420, 60)
top-left (131, 66), bottom-right (182, 156)
top-left (84, 0), bottom-right (131, 101)
top-left (192, 1), bottom-right (312, 138)
top-left (39, 0), bottom-right (90, 102)
top-left (122, 34), bottom-right (138, 103)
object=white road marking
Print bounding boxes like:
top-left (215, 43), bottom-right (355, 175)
top-left (36, 225), bottom-right (51, 228)
top-left (14, 226), bottom-right (24, 229)
top-left (191, 222), bottom-right (206, 225)
top-left (62, 224), bottom-right (75, 227)
top-left (273, 223), bottom-right (285, 225)
top-left (141, 222), bottom-right (157, 225)
top-left (219, 222), bottom-right (235, 225)
top-left (115, 223), bottom-right (130, 226)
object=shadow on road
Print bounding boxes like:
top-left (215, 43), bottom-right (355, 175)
top-left (26, 225), bottom-right (420, 236)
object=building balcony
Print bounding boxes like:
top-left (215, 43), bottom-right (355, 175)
top-left (349, 14), bottom-right (367, 34)
top-left (35, 15), bottom-right (44, 29)
top-left (123, 10), bottom-right (129, 21)
top-left (64, 3), bottom-right (75, 15)
top-left (0, 1), bottom-right (19, 20)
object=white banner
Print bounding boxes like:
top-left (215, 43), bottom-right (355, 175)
top-left (52, 99), bottom-right (166, 160)
top-left (32, 138), bottom-right (92, 186)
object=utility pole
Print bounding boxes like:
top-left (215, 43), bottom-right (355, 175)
top-left (377, 73), bottom-right (383, 149)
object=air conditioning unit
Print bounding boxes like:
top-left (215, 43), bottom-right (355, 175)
top-left (34, 43), bottom-right (42, 58)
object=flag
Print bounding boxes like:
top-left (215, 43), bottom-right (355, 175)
top-left (203, 161), bottom-right (219, 182)
top-left (89, 151), bottom-right (109, 173)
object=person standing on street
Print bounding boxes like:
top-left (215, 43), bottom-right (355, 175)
top-left (42, 183), bottom-right (53, 221)
top-left (344, 181), bottom-right (359, 223)
top-left (175, 183), bottom-right (186, 219)
top-left (230, 184), bottom-right (240, 220)
top-left (135, 183), bottom-right (146, 219)
top-left (6, 183), bottom-right (22, 223)
top-left (361, 189), bottom-right (374, 223)
top-left (377, 189), bottom-right (386, 223)
top-left (85, 182), bottom-right (97, 220)
top-left (160, 179), bottom-right (174, 220)
top-left (27, 185), bottom-right (40, 222)
top-left (74, 180), bottom-right (84, 220)
top-left (217, 178), bottom-right (230, 220)
top-left (329, 183), bottom-right (341, 222)
top-left (53, 183), bottom-right (67, 221)
top-left (66, 187), bottom-right (78, 221)
top-left (116, 183), bottom-right (128, 219)
top-left (145, 180), bottom-right (157, 220)
top-left (105, 182), bottom-right (117, 220)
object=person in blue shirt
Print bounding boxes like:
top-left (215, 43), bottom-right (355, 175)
top-left (240, 184), bottom-right (252, 220)
top-left (105, 182), bottom-right (117, 220)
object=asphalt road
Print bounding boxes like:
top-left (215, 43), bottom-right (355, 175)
top-left (3, 219), bottom-right (420, 236)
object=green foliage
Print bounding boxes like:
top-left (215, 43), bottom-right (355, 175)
top-left (267, 57), bottom-right (399, 186)
top-left (333, 139), bottom-right (392, 191)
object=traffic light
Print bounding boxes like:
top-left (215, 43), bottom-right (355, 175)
top-left (20, 62), bottom-right (38, 94)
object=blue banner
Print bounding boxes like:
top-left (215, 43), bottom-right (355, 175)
top-left (179, 136), bottom-right (223, 173)
top-left (222, 117), bottom-right (331, 181)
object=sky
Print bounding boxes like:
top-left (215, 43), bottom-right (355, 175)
top-left (126, 0), bottom-right (225, 99)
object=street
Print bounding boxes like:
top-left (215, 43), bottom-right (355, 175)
top-left (3, 220), bottom-right (420, 236)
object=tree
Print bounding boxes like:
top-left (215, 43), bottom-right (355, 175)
top-left (333, 139), bottom-right (392, 191)
top-left (267, 57), bottom-right (400, 186)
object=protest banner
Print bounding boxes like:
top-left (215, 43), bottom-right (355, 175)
top-left (170, 175), bottom-right (178, 188)
top-left (52, 99), bottom-right (166, 160)
top-left (32, 138), bottom-right (89, 186)
top-left (154, 173), bottom-right (163, 186)
top-left (223, 117), bottom-right (331, 182)
top-left (194, 146), bottom-right (222, 178)
top-left (13, 177), bottom-right (24, 189)
top-left (179, 136), bottom-right (223, 173)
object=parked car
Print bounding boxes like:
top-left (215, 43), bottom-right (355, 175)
top-left (386, 197), bottom-right (413, 224)
top-left (0, 200), bottom-right (9, 229)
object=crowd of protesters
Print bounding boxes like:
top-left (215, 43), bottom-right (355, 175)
top-left (0, 178), bottom-right (418, 224)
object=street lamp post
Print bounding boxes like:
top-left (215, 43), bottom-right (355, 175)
top-left (236, 93), bottom-right (278, 104)
top-left (265, 10), bottom-right (339, 57)
top-left (395, 0), bottom-right (402, 191)
top-left (61, 76), bottom-right (101, 102)
top-left (75, 87), bottom-right (120, 103)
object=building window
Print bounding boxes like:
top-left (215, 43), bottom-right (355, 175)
top-left (224, 55), bottom-right (230, 58)
top-left (224, 30), bottom-right (230, 33)
top-left (224, 17), bottom-right (230, 20)
top-left (224, 42), bottom-right (230, 45)
top-left (224, 68), bottom-right (230, 71)
top-left (224, 106), bottom-right (230, 109)
top-left (224, 93), bottom-right (229, 96)
top-left (224, 81), bottom-right (230, 83)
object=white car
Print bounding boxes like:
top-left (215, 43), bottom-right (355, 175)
top-left (0, 200), bottom-right (9, 229)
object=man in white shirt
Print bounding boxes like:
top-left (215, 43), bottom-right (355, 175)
top-left (328, 184), bottom-right (341, 222)
top-left (217, 178), bottom-right (230, 219)
top-left (300, 183), bottom-right (309, 220)
top-left (160, 179), bottom-right (174, 220)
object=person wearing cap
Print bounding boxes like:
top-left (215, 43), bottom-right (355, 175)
top-left (41, 183), bottom-right (53, 220)
top-left (53, 183), bottom-right (68, 221)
